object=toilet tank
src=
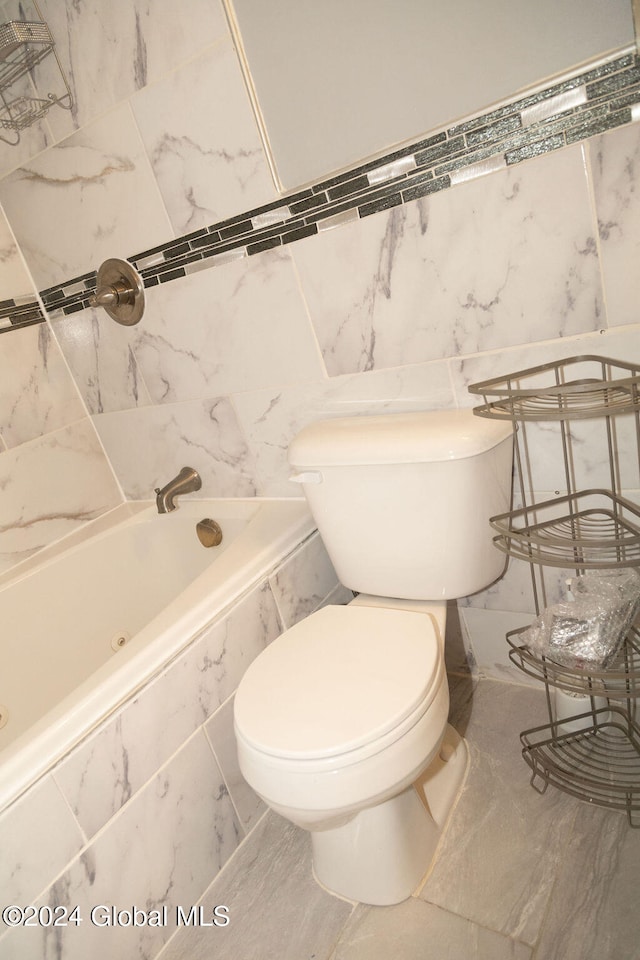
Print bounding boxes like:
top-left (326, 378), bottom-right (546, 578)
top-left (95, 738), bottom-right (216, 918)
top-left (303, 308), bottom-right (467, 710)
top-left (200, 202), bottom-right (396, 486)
top-left (289, 409), bottom-right (513, 600)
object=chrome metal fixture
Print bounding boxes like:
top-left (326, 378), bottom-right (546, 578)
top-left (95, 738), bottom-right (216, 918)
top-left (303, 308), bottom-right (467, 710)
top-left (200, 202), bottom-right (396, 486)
top-left (89, 258), bottom-right (145, 326)
top-left (196, 518), bottom-right (223, 548)
top-left (155, 467), bottom-right (202, 514)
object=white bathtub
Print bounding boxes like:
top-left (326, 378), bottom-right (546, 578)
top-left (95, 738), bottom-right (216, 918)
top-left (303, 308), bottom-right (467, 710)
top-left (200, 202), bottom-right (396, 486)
top-left (0, 498), bottom-right (314, 812)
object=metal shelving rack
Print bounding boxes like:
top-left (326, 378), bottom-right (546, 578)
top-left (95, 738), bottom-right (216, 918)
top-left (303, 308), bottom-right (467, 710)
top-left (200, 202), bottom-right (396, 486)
top-left (469, 355), bottom-right (640, 826)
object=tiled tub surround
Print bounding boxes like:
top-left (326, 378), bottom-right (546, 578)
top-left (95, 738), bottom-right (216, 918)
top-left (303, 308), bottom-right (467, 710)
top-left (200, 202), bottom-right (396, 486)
top-left (0, 525), bottom-right (351, 960)
top-left (0, 499), bottom-right (317, 807)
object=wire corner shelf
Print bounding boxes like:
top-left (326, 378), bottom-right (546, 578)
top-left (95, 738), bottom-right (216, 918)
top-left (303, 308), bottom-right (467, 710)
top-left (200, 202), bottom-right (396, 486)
top-left (469, 352), bottom-right (640, 825)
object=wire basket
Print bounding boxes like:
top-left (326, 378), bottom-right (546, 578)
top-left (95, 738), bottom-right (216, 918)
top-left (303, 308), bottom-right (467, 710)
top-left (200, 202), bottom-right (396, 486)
top-left (0, 93), bottom-right (59, 129)
top-left (0, 20), bottom-right (53, 56)
top-left (507, 624), bottom-right (640, 700)
top-left (469, 355), bottom-right (640, 421)
top-left (491, 489), bottom-right (640, 568)
top-left (521, 707), bottom-right (640, 826)
top-left (0, 20), bottom-right (54, 88)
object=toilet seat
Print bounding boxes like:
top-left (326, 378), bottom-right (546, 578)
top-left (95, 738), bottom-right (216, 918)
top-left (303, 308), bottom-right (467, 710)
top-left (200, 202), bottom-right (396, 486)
top-left (234, 604), bottom-right (441, 766)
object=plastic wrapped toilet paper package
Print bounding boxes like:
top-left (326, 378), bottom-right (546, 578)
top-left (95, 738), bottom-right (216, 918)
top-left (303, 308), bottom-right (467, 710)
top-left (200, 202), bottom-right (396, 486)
top-left (522, 568), bottom-right (640, 670)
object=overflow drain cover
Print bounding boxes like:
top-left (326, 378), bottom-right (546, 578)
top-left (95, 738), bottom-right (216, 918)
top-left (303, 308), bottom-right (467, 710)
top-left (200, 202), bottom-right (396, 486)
top-left (110, 631), bottom-right (131, 652)
top-left (0, 705), bottom-right (8, 730)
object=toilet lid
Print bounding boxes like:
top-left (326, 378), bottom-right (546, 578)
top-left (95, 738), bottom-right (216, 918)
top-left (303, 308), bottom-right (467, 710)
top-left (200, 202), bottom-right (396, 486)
top-left (234, 604), bottom-right (440, 761)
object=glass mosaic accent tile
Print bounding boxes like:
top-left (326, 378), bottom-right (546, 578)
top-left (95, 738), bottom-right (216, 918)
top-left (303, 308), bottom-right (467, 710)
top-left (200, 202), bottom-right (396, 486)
top-left (0, 296), bottom-right (45, 334)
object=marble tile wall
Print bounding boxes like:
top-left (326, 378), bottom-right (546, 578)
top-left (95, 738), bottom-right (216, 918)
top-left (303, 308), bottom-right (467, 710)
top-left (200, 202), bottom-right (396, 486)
top-left (0, 3), bottom-right (638, 673)
top-left (0, 529), bottom-right (348, 959)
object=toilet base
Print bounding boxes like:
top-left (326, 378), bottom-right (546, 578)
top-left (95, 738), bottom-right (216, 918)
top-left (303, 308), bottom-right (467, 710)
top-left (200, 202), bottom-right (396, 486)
top-left (310, 724), bottom-right (468, 905)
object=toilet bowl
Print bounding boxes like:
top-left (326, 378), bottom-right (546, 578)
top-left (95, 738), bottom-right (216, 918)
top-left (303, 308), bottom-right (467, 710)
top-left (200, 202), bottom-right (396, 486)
top-left (234, 409), bottom-right (513, 905)
top-left (235, 600), bottom-right (467, 904)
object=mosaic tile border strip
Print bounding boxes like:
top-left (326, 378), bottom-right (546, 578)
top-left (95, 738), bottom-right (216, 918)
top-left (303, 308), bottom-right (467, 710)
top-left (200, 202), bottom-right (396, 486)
top-left (21, 48), bottom-right (640, 323)
top-left (0, 295), bottom-right (44, 335)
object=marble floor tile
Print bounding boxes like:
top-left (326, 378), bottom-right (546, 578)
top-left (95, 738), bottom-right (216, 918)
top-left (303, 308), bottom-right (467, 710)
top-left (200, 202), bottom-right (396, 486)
top-left (532, 804), bottom-right (640, 960)
top-left (420, 681), bottom-right (580, 946)
top-left (330, 900), bottom-right (532, 960)
top-left (159, 812), bottom-right (354, 960)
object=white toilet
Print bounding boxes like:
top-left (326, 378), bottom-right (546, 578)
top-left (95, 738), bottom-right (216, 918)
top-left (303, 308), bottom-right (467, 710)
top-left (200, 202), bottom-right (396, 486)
top-left (234, 409), bottom-right (513, 905)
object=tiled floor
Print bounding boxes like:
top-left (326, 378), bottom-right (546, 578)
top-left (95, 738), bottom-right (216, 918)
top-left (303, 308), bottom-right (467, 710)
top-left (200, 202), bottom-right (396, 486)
top-left (160, 670), bottom-right (640, 960)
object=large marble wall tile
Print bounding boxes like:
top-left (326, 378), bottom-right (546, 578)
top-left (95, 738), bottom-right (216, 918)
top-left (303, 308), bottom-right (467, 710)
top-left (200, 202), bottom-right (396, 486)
top-left (51, 306), bottom-right (152, 415)
top-left (0, 418), bottom-right (122, 574)
top-left (0, 117), bottom-right (53, 183)
top-left (0, 775), bottom-right (84, 907)
top-left (205, 696), bottom-right (266, 832)
top-left (160, 812), bottom-right (353, 960)
top-left (590, 123), bottom-right (640, 330)
top-left (459, 558), bottom-right (569, 616)
top-left (132, 41), bottom-right (276, 236)
top-left (32, 0), bottom-right (229, 142)
top-left (53, 665), bottom-right (205, 841)
top-left (93, 396), bottom-right (258, 499)
top-left (0, 323), bottom-right (86, 447)
top-left (54, 578), bottom-right (280, 839)
top-left (291, 145), bottom-right (602, 376)
top-left (0, 203), bottom-right (34, 299)
top-left (444, 602), bottom-right (478, 678)
top-left (233, 359), bottom-right (455, 495)
top-left (179, 579), bottom-right (282, 715)
top-left (269, 532), bottom-right (342, 628)
top-left (2, 731), bottom-right (242, 960)
top-left (518, 417), bottom-right (640, 495)
top-left (458, 607), bottom-right (539, 685)
top-left (130, 249), bottom-right (324, 402)
top-left (0, 103), bottom-right (173, 291)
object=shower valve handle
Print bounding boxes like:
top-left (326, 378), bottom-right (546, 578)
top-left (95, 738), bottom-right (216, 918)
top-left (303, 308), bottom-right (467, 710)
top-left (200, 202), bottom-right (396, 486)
top-left (89, 258), bottom-right (145, 326)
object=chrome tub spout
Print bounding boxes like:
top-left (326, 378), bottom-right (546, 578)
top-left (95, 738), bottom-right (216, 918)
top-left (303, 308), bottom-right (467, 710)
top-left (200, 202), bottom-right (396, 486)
top-left (155, 466), bottom-right (202, 514)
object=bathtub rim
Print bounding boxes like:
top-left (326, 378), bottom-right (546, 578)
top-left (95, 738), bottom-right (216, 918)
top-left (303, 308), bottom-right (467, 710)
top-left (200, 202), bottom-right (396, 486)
top-left (0, 497), bottom-right (315, 815)
top-left (0, 500), bottom-right (148, 591)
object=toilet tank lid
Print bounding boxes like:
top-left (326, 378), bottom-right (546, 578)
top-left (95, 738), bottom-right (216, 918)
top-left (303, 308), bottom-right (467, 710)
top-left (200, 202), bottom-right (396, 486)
top-left (289, 409), bottom-right (512, 467)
